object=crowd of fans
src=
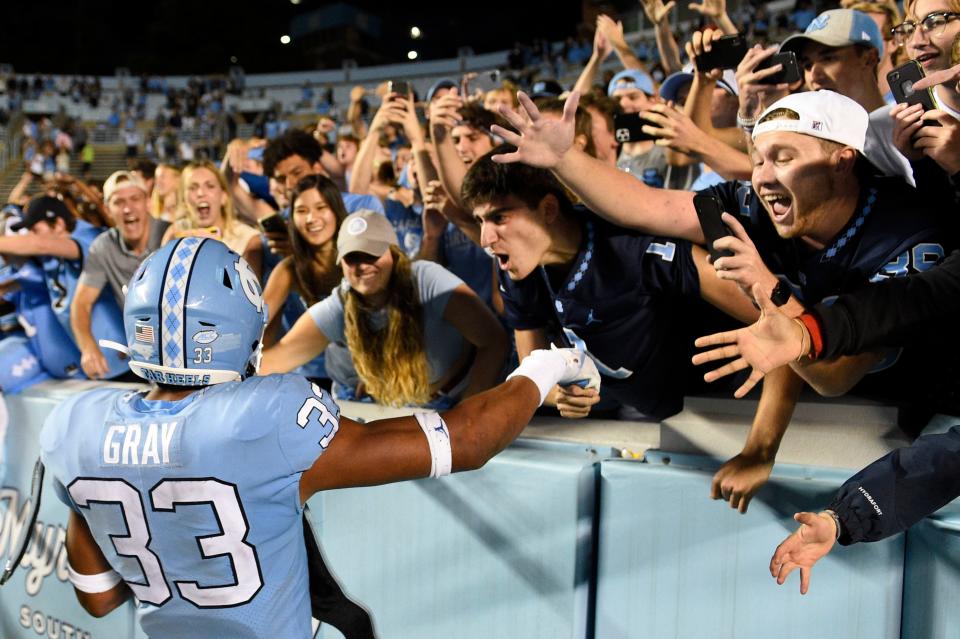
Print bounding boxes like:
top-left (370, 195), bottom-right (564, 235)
top-left (3, 0), bottom-right (960, 604)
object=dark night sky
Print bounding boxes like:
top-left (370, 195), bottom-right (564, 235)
top-left (0, 1), bottom-right (600, 76)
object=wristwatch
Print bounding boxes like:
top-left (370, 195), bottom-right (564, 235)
top-left (770, 278), bottom-right (792, 307)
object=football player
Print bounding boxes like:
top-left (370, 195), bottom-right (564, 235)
top-left (40, 237), bottom-right (598, 638)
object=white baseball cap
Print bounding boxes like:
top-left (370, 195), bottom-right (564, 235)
top-left (103, 170), bottom-right (149, 204)
top-left (752, 90), bottom-right (868, 153)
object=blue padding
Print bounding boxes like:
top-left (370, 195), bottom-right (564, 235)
top-left (306, 440), bottom-right (598, 638)
top-left (0, 385), bottom-right (139, 639)
top-left (902, 515), bottom-right (960, 639)
top-left (596, 458), bottom-right (904, 639)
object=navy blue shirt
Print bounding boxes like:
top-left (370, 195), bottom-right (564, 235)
top-left (703, 176), bottom-right (953, 410)
top-left (499, 208), bottom-right (702, 419)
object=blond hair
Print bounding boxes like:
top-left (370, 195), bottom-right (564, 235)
top-left (904, 0), bottom-right (960, 20)
top-left (343, 246), bottom-right (431, 406)
top-left (180, 160), bottom-right (237, 229)
top-left (150, 163), bottom-right (182, 221)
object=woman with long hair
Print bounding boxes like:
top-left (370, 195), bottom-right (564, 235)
top-left (260, 210), bottom-right (507, 408)
top-left (162, 159), bottom-right (262, 277)
top-left (261, 174), bottom-right (346, 351)
top-left (150, 162), bottom-right (182, 223)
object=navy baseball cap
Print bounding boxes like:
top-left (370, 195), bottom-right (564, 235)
top-left (12, 196), bottom-right (72, 231)
top-left (659, 65), bottom-right (739, 102)
top-left (607, 70), bottom-right (656, 97)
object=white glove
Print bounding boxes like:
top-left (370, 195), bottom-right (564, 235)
top-left (507, 346), bottom-right (601, 405)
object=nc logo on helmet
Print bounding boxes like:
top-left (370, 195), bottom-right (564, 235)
top-left (234, 259), bottom-right (264, 313)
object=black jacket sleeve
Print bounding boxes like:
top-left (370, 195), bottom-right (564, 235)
top-left (828, 425), bottom-right (960, 545)
top-left (813, 249), bottom-right (960, 359)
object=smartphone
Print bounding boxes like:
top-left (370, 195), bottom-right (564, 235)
top-left (695, 35), bottom-right (748, 71)
top-left (755, 51), bottom-right (802, 85)
top-left (693, 194), bottom-right (733, 261)
top-left (388, 80), bottom-right (411, 96)
top-left (888, 61), bottom-right (938, 112)
top-left (258, 213), bottom-right (288, 235)
top-left (613, 112), bottom-right (658, 144)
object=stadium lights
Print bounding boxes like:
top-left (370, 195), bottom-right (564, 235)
top-left (280, 35), bottom-right (292, 45)
top-left (290, 0), bottom-right (301, 4)
top-left (407, 50), bottom-right (418, 60)
top-left (410, 26), bottom-right (422, 39)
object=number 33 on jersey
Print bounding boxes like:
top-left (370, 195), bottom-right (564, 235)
top-left (39, 374), bottom-right (341, 638)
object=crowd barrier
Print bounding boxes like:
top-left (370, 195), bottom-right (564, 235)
top-left (0, 381), bottom-right (955, 638)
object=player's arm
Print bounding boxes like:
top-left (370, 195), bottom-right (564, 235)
top-left (0, 235), bottom-right (80, 260)
top-left (492, 92), bottom-right (704, 242)
top-left (65, 510), bottom-right (132, 617)
top-left (300, 349), bottom-right (594, 498)
top-left (259, 310), bottom-right (330, 374)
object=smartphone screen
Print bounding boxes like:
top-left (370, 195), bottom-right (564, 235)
top-left (693, 194), bottom-right (733, 261)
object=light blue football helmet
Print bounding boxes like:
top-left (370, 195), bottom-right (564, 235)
top-left (113, 238), bottom-right (267, 386)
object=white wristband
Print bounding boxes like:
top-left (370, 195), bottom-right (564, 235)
top-left (414, 412), bottom-right (452, 478)
top-left (67, 562), bottom-right (123, 593)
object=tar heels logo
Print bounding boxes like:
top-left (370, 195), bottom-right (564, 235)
top-left (808, 15), bottom-right (829, 32)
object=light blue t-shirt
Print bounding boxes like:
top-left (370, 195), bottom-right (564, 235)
top-left (309, 260), bottom-right (465, 388)
top-left (41, 375), bottom-right (340, 639)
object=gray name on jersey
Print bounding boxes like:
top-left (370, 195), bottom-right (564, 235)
top-left (101, 421), bottom-right (181, 466)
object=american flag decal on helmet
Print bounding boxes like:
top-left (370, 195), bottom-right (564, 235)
top-left (135, 324), bottom-right (154, 343)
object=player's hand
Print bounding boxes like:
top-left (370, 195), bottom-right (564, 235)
top-left (770, 511), bottom-right (838, 594)
top-left (710, 452), bottom-right (774, 513)
top-left (693, 283), bottom-right (807, 398)
top-left (711, 212), bottom-right (779, 300)
top-left (913, 109), bottom-right (960, 175)
top-left (491, 91), bottom-right (579, 169)
top-left (81, 345), bottom-right (110, 380)
top-left (890, 102), bottom-right (926, 161)
top-left (554, 384), bottom-right (601, 418)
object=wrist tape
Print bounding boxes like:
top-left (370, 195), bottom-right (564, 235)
top-left (414, 412), bottom-right (452, 478)
top-left (67, 562), bottom-right (123, 593)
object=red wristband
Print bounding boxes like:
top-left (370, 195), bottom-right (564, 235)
top-left (797, 312), bottom-right (823, 360)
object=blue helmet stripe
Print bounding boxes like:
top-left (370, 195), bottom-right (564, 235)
top-left (179, 238), bottom-right (208, 369)
top-left (160, 237), bottom-right (204, 369)
top-left (155, 239), bottom-right (181, 368)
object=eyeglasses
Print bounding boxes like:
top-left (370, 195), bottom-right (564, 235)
top-left (891, 11), bottom-right (960, 45)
